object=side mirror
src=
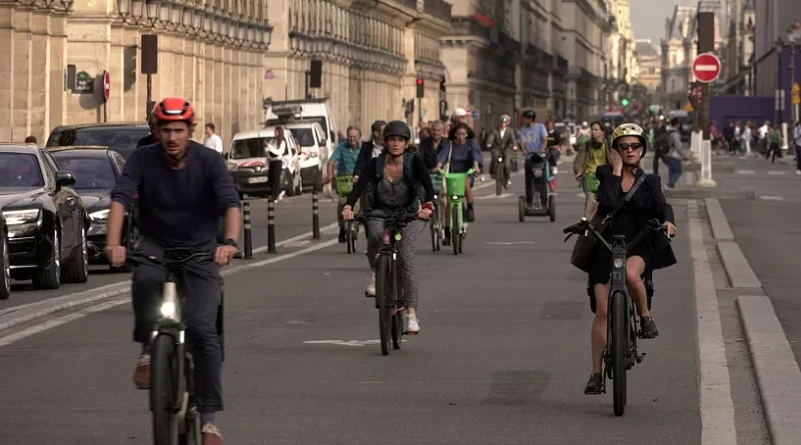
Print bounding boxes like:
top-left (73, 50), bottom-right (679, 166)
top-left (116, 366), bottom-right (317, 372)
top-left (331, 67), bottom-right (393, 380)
top-left (55, 170), bottom-right (76, 187)
top-left (329, 131), bottom-right (336, 142)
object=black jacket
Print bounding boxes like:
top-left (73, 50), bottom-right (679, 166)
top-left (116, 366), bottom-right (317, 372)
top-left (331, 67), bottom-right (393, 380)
top-left (137, 133), bottom-right (157, 148)
top-left (595, 164), bottom-right (677, 269)
top-left (417, 136), bottom-right (449, 170)
top-left (353, 140), bottom-right (381, 177)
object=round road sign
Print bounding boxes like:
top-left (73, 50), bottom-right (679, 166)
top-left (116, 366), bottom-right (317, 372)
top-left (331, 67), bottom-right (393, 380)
top-left (103, 71), bottom-right (110, 102)
top-left (692, 53), bottom-right (721, 83)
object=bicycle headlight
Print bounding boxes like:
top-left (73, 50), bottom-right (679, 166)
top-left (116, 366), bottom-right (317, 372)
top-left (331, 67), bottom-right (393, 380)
top-left (613, 258), bottom-right (625, 269)
top-left (160, 301), bottom-right (177, 320)
top-left (452, 195), bottom-right (458, 200)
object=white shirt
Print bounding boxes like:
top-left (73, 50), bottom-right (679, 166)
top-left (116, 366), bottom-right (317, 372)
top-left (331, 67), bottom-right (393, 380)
top-left (267, 140), bottom-right (287, 160)
top-left (370, 139), bottom-right (382, 158)
top-left (203, 134), bottom-right (224, 153)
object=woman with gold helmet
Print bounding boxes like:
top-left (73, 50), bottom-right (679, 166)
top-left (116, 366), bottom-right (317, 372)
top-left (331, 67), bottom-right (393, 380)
top-left (583, 123), bottom-right (678, 395)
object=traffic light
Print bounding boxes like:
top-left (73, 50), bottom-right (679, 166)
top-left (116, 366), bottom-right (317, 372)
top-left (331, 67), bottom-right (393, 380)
top-left (621, 98), bottom-right (630, 107)
top-left (440, 77), bottom-right (446, 92)
top-left (416, 77), bottom-right (425, 98)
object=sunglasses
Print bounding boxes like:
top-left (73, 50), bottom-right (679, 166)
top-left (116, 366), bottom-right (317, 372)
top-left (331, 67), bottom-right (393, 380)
top-left (616, 142), bottom-right (644, 151)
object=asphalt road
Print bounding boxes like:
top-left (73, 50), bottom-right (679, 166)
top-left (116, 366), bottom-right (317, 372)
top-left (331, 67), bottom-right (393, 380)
top-left (1, 194), bottom-right (345, 309)
top-left (0, 173), bottom-right (710, 445)
top-left (715, 152), bottom-right (801, 368)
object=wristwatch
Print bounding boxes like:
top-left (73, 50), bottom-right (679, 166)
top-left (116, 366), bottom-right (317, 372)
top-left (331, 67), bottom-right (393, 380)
top-left (223, 238), bottom-right (238, 248)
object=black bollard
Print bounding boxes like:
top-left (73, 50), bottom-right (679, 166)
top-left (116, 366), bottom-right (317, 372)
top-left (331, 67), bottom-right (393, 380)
top-left (312, 190), bottom-right (321, 240)
top-left (243, 200), bottom-right (253, 259)
top-left (267, 198), bottom-right (277, 254)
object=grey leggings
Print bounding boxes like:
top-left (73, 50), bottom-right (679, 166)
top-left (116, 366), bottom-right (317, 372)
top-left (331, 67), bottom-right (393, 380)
top-left (366, 218), bottom-right (420, 309)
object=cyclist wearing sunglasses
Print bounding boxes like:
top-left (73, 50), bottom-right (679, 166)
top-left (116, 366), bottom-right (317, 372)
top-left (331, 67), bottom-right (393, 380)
top-left (583, 123), bottom-right (677, 395)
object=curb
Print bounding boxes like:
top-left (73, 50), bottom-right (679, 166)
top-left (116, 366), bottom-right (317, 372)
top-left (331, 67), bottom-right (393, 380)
top-left (717, 242), bottom-right (761, 288)
top-left (738, 295), bottom-right (801, 445)
top-left (704, 198), bottom-right (734, 241)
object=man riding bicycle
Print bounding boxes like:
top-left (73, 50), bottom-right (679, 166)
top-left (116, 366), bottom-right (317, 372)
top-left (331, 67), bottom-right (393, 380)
top-left (341, 121), bottom-right (435, 334)
top-left (485, 114), bottom-right (517, 189)
top-left (106, 97), bottom-right (241, 445)
top-left (328, 126), bottom-right (362, 243)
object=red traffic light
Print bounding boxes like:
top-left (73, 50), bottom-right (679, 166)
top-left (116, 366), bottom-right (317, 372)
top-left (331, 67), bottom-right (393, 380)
top-left (416, 78), bottom-right (424, 85)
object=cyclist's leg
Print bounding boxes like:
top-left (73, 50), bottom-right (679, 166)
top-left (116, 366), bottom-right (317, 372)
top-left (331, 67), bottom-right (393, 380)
top-left (490, 148), bottom-right (500, 177)
top-left (364, 217), bottom-right (385, 296)
top-left (502, 149), bottom-right (511, 182)
top-left (627, 255), bottom-right (658, 337)
top-left (337, 196), bottom-right (347, 242)
top-left (585, 257), bottom-right (611, 393)
top-left (130, 239), bottom-right (167, 388)
top-left (465, 177), bottom-right (475, 222)
top-left (398, 222), bottom-right (421, 332)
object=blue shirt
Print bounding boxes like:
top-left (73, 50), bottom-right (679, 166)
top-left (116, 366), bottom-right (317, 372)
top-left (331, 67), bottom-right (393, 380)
top-left (330, 141), bottom-right (361, 176)
top-left (436, 141), bottom-right (475, 173)
top-left (111, 142), bottom-right (242, 247)
top-left (518, 123), bottom-right (548, 159)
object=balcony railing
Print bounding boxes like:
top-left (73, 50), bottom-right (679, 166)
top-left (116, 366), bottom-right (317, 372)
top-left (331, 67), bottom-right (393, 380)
top-left (448, 16), bottom-right (491, 40)
top-left (425, 0), bottom-right (452, 23)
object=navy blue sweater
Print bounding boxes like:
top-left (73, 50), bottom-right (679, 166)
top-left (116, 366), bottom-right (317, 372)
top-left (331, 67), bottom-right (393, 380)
top-left (111, 142), bottom-right (241, 247)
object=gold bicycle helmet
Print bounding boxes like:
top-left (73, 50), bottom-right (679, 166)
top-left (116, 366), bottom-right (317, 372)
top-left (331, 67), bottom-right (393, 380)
top-left (611, 123), bottom-right (647, 155)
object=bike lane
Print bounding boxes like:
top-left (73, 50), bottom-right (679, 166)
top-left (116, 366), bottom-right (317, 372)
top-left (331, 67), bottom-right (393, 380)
top-left (0, 179), bottom-right (703, 445)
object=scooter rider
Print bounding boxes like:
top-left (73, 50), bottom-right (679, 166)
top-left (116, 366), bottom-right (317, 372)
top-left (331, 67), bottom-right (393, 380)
top-left (518, 109), bottom-right (549, 209)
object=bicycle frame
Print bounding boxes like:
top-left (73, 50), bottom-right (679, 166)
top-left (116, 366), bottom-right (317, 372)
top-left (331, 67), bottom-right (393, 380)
top-left (379, 223), bottom-right (406, 315)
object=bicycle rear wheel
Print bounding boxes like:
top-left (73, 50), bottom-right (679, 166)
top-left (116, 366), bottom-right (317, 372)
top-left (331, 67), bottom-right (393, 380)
top-left (376, 255), bottom-right (392, 356)
top-left (611, 291), bottom-right (628, 416)
top-left (495, 161), bottom-right (503, 196)
top-left (151, 333), bottom-right (179, 445)
top-left (430, 207), bottom-right (439, 252)
top-left (346, 221), bottom-right (354, 254)
top-left (392, 288), bottom-right (404, 350)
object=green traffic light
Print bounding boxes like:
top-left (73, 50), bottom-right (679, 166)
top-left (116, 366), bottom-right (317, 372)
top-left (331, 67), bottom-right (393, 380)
top-left (621, 98), bottom-right (630, 106)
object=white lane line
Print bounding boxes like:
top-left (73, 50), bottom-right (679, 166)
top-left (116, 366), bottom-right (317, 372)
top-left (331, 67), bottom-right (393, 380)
top-left (767, 171), bottom-right (786, 175)
top-left (474, 193), bottom-right (513, 200)
top-left (0, 238), bottom-right (341, 347)
top-left (251, 222), bottom-right (338, 254)
top-left (0, 281), bottom-right (125, 317)
top-left (760, 195), bottom-right (785, 201)
top-left (736, 170), bottom-right (755, 175)
top-left (688, 200), bottom-right (737, 445)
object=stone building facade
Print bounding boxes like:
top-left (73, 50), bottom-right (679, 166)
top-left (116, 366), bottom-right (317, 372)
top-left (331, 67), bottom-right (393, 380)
top-left (0, 0), bottom-right (451, 147)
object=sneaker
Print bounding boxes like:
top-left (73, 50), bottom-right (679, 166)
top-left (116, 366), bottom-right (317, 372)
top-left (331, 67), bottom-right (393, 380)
top-left (365, 270), bottom-right (376, 297)
top-left (338, 230), bottom-right (347, 243)
top-left (796, 170), bottom-right (801, 175)
top-left (278, 190), bottom-right (286, 201)
top-left (132, 352), bottom-right (151, 390)
top-left (201, 423), bottom-right (224, 445)
top-left (407, 313), bottom-right (420, 334)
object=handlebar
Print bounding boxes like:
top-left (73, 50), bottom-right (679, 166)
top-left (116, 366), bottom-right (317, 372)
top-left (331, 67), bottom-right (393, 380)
top-left (437, 168), bottom-right (476, 176)
top-left (126, 248), bottom-right (217, 268)
top-left (562, 217), bottom-right (671, 250)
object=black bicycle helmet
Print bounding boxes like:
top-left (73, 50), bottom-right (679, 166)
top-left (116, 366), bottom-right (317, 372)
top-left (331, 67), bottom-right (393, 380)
top-left (522, 109), bottom-right (536, 119)
top-left (382, 120), bottom-right (411, 140)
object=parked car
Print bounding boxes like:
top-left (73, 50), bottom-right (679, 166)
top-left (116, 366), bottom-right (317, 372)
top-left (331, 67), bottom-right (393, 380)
top-left (48, 146), bottom-right (137, 272)
top-left (0, 212), bottom-right (9, 300)
top-left (286, 121), bottom-right (330, 190)
top-left (0, 144), bottom-right (90, 289)
top-left (46, 122), bottom-right (151, 160)
top-left (227, 127), bottom-right (302, 198)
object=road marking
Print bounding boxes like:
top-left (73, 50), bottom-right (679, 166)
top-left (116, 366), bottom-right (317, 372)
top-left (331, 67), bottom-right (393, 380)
top-left (474, 193), bottom-right (513, 200)
top-left (760, 195), bottom-right (785, 201)
top-left (736, 170), bottom-right (755, 175)
top-left (252, 222), bottom-right (338, 254)
top-left (484, 241), bottom-right (537, 245)
top-left (687, 200), bottom-right (737, 445)
top-left (303, 339), bottom-right (406, 347)
top-left (0, 238), bottom-right (341, 347)
top-left (767, 170), bottom-right (786, 175)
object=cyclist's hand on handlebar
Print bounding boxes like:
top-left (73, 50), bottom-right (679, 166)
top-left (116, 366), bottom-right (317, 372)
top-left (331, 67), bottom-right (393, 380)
top-left (663, 221), bottom-right (677, 238)
top-left (341, 205), bottom-right (355, 221)
top-left (106, 245), bottom-right (126, 267)
top-left (215, 245), bottom-right (237, 266)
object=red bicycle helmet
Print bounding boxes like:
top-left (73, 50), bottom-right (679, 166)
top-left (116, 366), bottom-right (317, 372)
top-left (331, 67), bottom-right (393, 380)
top-left (153, 97), bottom-right (196, 125)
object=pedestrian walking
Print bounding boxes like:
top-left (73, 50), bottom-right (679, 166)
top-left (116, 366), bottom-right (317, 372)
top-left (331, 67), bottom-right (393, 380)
top-left (203, 123), bottom-right (224, 154)
top-left (266, 126), bottom-right (289, 201)
top-left (664, 118), bottom-right (690, 189)
top-left (767, 124), bottom-right (783, 164)
top-left (792, 121), bottom-right (801, 175)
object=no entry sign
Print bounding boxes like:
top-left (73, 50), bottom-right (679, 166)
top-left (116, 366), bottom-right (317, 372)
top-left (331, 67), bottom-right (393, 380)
top-left (103, 71), bottom-right (111, 102)
top-left (692, 53), bottom-right (721, 83)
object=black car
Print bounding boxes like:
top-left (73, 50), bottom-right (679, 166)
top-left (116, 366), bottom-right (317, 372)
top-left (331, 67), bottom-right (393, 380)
top-left (0, 144), bottom-right (90, 289)
top-left (48, 146), bottom-right (138, 271)
top-left (46, 122), bottom-right (151, 160)
top-left (0, 211), bottom-right (9, 300)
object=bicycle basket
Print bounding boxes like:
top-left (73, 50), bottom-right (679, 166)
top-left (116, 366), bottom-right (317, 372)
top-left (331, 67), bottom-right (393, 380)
top-left (444, 172), bottom-right (468, 196)
top-left (584, 172), bottom-right (599, 193)
top-left (335, 175), bottom-right (354, 196)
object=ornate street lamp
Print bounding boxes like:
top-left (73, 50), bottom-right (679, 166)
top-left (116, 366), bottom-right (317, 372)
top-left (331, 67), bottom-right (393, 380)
top-left (60, 0), bottom-right (74, 11)
top-left (131, 0), bottom-right (145, 24)
top-left (182, 4), bottom-right (194, 32)
top-left (147, 0), bottom-right (162, 27)
top-left (158, 0), bottom-right (172, 28)
top-left (117, 0), bottom-right (130, 21)
top-left (169, 0), bottom-right (183, 31)
top-left (211, 11), bottom-right (220, 37)
top-left (262, 23), bottom-right (273, 49)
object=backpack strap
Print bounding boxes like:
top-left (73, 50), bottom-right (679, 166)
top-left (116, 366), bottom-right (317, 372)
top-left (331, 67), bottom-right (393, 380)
top-left (375, 154), bottom-right (386, 181)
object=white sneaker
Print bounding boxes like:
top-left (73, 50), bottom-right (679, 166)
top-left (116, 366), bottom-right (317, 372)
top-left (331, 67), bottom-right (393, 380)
top-left (365, 270), bottom-right (376, 296)
top-left (278, 190), bottom-right (286, 201)
top-left (407, 313), bottom-right (420, 334)
top-left (796, 170), bottom-right (801, 175)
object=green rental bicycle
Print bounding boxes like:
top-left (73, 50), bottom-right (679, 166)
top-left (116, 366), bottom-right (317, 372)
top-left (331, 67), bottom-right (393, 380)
top-left (439, 168), bottom-right (475, 255)
top-left (335, 175), bottom-right (359, 254)
top-left (429, 173), bottom-right (444, 252)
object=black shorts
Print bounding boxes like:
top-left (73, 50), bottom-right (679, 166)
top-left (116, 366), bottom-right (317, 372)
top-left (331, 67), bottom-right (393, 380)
top-left (588, 237), bottom-right (654, 286)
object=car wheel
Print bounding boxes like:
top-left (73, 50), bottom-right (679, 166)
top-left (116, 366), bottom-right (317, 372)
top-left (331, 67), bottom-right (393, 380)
top-left (32, 226), bottom-right (61, 290)
top-left (294, 172), bottom-right (303, 196)
top-left (0, 234), bottom-right (11, 300)
top-left (63, 224), bottom-right (89, 283)
top-left (282, 170), bottom-right (296, 197)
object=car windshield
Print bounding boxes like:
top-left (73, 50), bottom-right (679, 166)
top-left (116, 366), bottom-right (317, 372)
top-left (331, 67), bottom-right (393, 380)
top-left (46, 127), bottom-right (149, 159)
top-left (0, 153), bottom-right (44, 188)
top-left (289, 128), bottom-right (316, 147)
top-left (50, 155), bottom-right (116, 190)
top-left (554, 125), bottom-right (567, 135)
top-left (230, 138), bottom-right (267, 160)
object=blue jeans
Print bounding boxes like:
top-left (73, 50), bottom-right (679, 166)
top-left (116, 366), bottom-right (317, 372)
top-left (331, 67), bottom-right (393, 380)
top-left (665, 158), bottom-right (683, 188)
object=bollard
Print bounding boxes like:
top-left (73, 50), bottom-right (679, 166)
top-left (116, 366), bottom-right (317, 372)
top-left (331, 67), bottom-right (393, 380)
top-left (312, 190), bottom-right (321, 240)
top-left (267, 198), bottom-right (277, 254)
top-left (696, 139), bottom-right (717, 187)
top-left (243, 200), bottom-right (253, 259)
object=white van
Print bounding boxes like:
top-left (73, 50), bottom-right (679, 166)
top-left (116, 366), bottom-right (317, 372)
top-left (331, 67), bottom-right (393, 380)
top-left (264, 98), bottom-right (338, 148)
top-left (227, 127), bottom-right (302, 198)
top-left (285, 121), bottom-right (331, 190)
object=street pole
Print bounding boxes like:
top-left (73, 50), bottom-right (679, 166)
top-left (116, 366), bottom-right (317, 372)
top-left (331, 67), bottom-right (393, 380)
top-left (304, 70), bottom-right (310, 99)
top-left (776, 40), bottom-right (783, 126)
top-left (146, 74), bottom-right (153, 116)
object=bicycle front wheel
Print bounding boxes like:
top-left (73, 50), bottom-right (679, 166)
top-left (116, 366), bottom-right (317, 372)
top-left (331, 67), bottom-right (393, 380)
top-left (151, 333), bottom-right (179, 445)
top-left (452, 205), bottom-right (461, 255)
top-left (611, 291), bottom-right (628, 416)
top-left (376, 255), bottom-right (392, 356)
top-left (495, 161), bottom-right (503, 195)
top-left (346, 221), bottom-right (354, 254)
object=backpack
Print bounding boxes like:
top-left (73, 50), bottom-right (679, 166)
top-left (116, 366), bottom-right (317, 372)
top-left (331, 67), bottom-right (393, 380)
top-left (370, 152), bottom-right (421, 212)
